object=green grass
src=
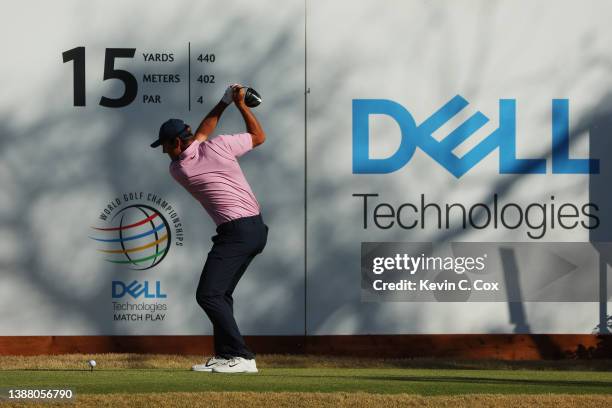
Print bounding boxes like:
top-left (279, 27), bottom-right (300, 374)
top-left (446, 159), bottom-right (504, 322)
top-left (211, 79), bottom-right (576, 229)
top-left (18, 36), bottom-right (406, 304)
top-left (1, 368), bottom-right (611, 396)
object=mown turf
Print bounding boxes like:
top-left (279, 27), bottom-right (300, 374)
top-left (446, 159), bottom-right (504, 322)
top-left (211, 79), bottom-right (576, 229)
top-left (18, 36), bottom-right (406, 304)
top-left (2, 354), bottom-right (611, 371)
top-left (2, 392), bottom-right (612, 408)
top-left (1, 367), bottom-right (611, 396)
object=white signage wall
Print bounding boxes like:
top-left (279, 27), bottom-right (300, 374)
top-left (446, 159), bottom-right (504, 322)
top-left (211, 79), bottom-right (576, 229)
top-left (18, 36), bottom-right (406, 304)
top-left (0, 0), bottom-right (610, 336)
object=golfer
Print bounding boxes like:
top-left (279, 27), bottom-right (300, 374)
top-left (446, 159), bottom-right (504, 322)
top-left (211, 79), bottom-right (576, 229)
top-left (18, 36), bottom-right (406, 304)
top-left (150, 84), bottom-right (267, 373)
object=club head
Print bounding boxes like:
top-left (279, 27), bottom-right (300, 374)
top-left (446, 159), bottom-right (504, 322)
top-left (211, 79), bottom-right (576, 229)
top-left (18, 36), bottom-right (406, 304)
top-left (244, 87), bottom-right (262, 108)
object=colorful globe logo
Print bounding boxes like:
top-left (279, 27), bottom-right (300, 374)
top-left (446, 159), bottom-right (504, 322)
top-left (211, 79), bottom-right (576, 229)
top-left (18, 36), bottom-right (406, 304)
top-left (90, 204), bottom-right (172, 270)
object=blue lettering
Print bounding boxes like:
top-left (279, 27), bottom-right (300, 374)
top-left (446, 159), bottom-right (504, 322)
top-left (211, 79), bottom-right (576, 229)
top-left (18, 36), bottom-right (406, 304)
top-left (352, 96), bottom-right (599, 177)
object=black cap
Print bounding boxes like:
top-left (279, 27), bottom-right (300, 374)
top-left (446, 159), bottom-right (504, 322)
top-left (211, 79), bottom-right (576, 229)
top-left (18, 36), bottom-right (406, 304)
top-left (151, 119), bottom-right (191, 148)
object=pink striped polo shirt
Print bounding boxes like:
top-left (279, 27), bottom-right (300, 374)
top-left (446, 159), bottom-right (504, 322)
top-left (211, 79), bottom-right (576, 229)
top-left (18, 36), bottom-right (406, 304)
top-left (169, 133), bottom-right (260, 226)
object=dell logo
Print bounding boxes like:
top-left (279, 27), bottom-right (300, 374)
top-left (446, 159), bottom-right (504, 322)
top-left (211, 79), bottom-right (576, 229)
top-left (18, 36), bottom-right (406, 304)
top-left (352, 96), bottom-right (599, 177)
top-left (112, 280), bottom-right (167, 299)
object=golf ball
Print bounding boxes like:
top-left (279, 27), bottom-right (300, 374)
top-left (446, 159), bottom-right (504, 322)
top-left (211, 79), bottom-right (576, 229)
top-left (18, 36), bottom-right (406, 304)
top-left (88, 360), bottom-right (96, 367)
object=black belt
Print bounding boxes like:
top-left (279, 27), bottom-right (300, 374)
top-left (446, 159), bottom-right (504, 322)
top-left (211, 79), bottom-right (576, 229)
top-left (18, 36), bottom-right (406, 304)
top-left (216, 214), bottom-right (263, 234)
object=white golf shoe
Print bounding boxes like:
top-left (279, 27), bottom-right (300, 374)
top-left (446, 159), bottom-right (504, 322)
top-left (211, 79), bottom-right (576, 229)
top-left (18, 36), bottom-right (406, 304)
top-left (191, 356), bottom-right (229, 372)
top-left (212, 357), bottom-right (258, 373)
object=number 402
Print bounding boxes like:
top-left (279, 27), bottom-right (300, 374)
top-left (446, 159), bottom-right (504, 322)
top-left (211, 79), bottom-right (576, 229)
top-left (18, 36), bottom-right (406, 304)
top-left (62, 46), bottom-right (138, 108)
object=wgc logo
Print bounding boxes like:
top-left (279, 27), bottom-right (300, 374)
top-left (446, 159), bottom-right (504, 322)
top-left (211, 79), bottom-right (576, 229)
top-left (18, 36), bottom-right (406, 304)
top-left (90, 204), bottom-right (171, 270)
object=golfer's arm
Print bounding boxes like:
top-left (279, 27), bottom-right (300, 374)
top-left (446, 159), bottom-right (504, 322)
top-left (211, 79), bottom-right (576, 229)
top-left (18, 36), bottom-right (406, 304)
top-left (194, 101), bottom-right (229, 142)
top-left (236, 103), bottom-right (266, 147)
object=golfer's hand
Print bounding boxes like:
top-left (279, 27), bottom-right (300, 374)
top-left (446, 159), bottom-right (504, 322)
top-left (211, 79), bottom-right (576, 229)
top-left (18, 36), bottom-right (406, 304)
top-left (233, 84), bottom-right (246, 106)
top-left (221, 84), bottom-right (238, 105)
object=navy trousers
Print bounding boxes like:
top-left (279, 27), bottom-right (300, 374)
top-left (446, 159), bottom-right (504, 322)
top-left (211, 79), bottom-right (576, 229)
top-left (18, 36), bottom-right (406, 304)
top-left (195, 214), bottom-right (268, 359)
